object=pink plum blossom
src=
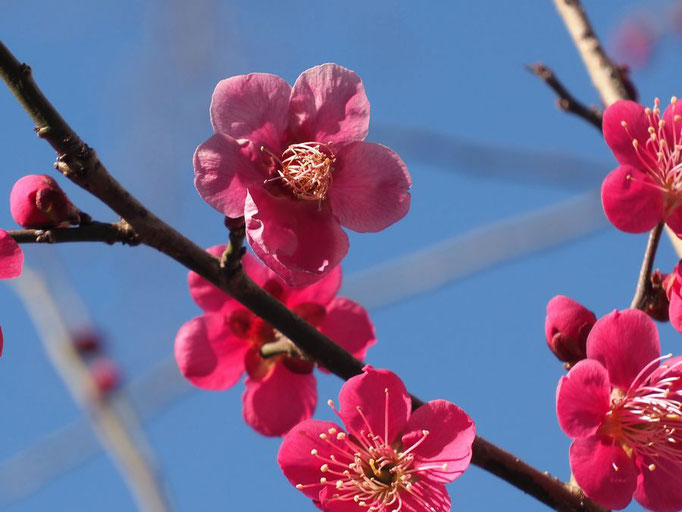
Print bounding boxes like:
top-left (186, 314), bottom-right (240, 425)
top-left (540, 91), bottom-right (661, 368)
top-left (10, 174), bottom-right (79, 229)
top-left (601, 97), bottom-right (682, 235)
top-left (0, 230), bottom-right (23, 280)
top-left (174, 247), bottom-right (376, 436)
top-left (556, 309), bottom-right (682, 511)
top-left (278, 367), bottom-right (475, 512)
top-left (665, 263), bottom-right (682, 331)
top-left (545, 295), bottom-right (596, 366)
top-left (194, 63), bottom-right (412, 286)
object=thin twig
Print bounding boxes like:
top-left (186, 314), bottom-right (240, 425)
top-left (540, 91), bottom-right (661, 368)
top-left (631, 223), bottom-right (664, 310)
top-left (8, 221), bottom-right (139, 245)
top-left (0, 40), bottom-right (607, 512)
top-left (526, 63), bottom-right (602, 130)
top-left (220, 216), bottom-right (246, 274)
top-left (11, 269), bottom-right (173, 512)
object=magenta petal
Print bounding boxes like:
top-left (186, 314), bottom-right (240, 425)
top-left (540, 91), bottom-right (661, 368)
top-left (329, 142), bottom-right (411, 233)
top-left (242, 362), bottom-right (317, 436)
top-left (634, 457), bottom-right (682, 512)
top-left (556, 360), bottom-right (611, 439)
top-left (665, 203), bottom-right (682, 238)
top-left (570, 436), bottom-right (637, 510)
top-left (398, 480), bottom-right (451, 512)
top-left (586, 309), bottom-right (660, 390)
top-left (277, 419), bottom-right (345, 500)
top-left (289, 63), bottom-right (369, 144)
top-left (338, 368), bottom-right (411, 445)
top-left (0, 230), bottom-right (23, 279)
top-left (603, 100), bottom-right (651, 167)
top-left (187, 245), bottom-right (236, 313)
top-left (194, 135), bottom-right (264, 217)
top-left (244, 188), bottom-right (349, 287)
top-left (601, 166), bottom-right (664, 233)
top-left (402, 400), bottom-right (475, 483)
top-left (210, 73), bottom-right (291, 151)
top-left (669, 290), bottom-right (682, 333)
top-left (286, 264), bottom-right (342, 308)
top-left (174, 315), bottom-right (249, 390)
top-left (319, 298), bottom-right (376, 361)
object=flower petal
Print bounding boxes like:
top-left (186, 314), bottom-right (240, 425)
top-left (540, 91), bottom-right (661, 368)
top-left (634, 456), bottom-right (682, 512)
top-left (244, 188), bottom-right (349, 287)
top-left (242, 362), bottom-right (317, 436)
top-left (338, 367), bottom-right (411, 445)
top-left (399, 480), bottom-right (451, 512)
top-left (402, 400), bottom-right (475, 483)
top-left (0, 230), bottom-right (23, 279)
top-left (586, 309), bottom-right (660, 390)
top-left (210, 73), bottom-right (291, 151)
top-left (669, 290), bottom-right (682, 333)
top-left (603, 100), bottom-right (651, 168)
top-left (188, 245), bottom-right (234, 313)
top-left (329, 142), bottom-right (411, 233)
top-left (556, 359), bottom-right (611, 439)
top-left (277, 419), bottom-right (346, 500)
top-left (286, 264), bottom-right (342, 308)
top-left (289, 63), bottom-right (369, 144)
top-left (664, 203), bottom-right (682, 238)
top-left (174, 314), bottom-right (249, 390)
top-left (194, 134), bottom-right (264, 217)
top-left (570, 436), bottom-right (637, 510)
top-left (319, 298), bottom-right (376, 361)
top-left (601, 166), bottom-right (664, 233)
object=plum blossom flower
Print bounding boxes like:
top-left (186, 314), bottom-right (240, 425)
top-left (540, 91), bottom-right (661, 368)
top-left (545, 295), bottom-right (596, 366)
top-left (174, 247), bottom-right (376, 436)
top-left (0, 230), bottom-right (23, 280)
top-left (601, 96), bottom-right (682, 234)
top-left (10, 174), bottom-right (80, 229)
top-left (194, 63), bottom-right (411, 286)
top-left (278, 367), bottom-right (475, 512)
top-left (556, 309), bottom-right (682, 511)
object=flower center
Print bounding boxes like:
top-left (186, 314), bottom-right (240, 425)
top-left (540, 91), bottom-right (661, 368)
top-left (602, 356), bottom-right (682, 471)
top-left (622, 97), bottom-right (682, 197)
top-left (264, 142), bottom-right (335, 201)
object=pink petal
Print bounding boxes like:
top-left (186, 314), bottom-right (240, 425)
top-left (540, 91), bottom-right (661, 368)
top-left (601, 166), bottom-right (664, 233)
top-left (286, 264), bottom-right (342, 308)
top-left (401, 400), bottom-right (475, 483)
top-left (634, 456), bottom-right (682, 512)
top-left (603, 100), bottom-right (651, 168)
top-left (0, 230), bottom-right (23, 279)
top-left (669, 290), bottom-right (682, 333)
top-left (194, 134), bottom-right (264, 218)
top-left (664, 203), bottom-right (682, 237)
top-left (244, 188), bottom-right (349, 287)
top-left (242, 362), bottom-right (317, 436)
top-left (318, 489), bottom-right (359, 512)
top-left (338, 367), bottom-right (411, 445)
top-left (586, 309), bottom-right (660, 390)
top-left (398, 480), bottom-right (451, 512)
top-left (556, 359), bottom-right (611, 439)
top-left (277, 419), bottom-right (345, 500)
top-left (174, 314), bottom-right (249, 390)
top-left (570, 436), bottom-right (637, 510)
top-left (329, 142), bottom-right (411, 233)
top-left (288, 63), bottom-right (369, 144)
top-left (319, 298), bottom-right (376, 361)
top-left (0, 326), bottom-right (3, 358)
top-left (210, 73), bottom-right (291, 151)
top-left (187, 245), bottom-right (234, 313)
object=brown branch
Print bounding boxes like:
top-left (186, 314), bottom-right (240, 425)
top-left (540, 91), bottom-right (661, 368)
top-left (631, 223), bottom-right (664, 310)
top-left (8, 221), bottom-right (139, 245)
top-left (0, 40), bottom-right (607, 512)
top-left (526, 63), bottom-right (602, 130)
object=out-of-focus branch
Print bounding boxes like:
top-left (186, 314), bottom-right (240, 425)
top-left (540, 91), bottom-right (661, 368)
top-left (0, 40), bottom-right (607, 511)
top-left (552, 0), bottom-right (682, 258)
top-left (11, 269), bottom-right (173, 512)
top-left (8, 221), bottom-right (139, 245)
top-left (526, 63), bottom-right (602, 130)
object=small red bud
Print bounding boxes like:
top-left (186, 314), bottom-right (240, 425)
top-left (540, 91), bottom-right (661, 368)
top-left (645, 270), bottom-right (670, 322)
top-left (89, 358), bottom-right (120, 396)
top-left (10, 174), bottom-right (80, 229)
top-left (545, 295), bottom-right (597, 367)
top-left (72, 328), bottom-right (104, 355)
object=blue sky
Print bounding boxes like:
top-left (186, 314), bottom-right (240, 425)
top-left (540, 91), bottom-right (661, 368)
top-left (1, 1), bottom-right (680, 511)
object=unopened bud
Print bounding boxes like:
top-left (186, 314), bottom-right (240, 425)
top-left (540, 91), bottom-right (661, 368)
top-left (645, 270), bottom-right (669, 322)
top-left (10, 174), bottom-right (80, 229)
top-left (545, 295), bottom-right (596, 367)
top-left (89, 358), bottom-right (120, 396)
top-left (72, 328), bottom-right (104, 355)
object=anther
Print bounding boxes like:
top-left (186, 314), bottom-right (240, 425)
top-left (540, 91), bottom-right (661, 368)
top-left (321, 464), bottom-right (329, 472)
top-left (649, 464), bottom-right (656, 471)
top-left (311, 449), bottom-right (318, 455)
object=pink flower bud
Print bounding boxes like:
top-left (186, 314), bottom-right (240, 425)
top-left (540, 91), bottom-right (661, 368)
top-left (10, 174), bottom-right (80, 229)
top-left (72, 328), bottom-right (103, 355)
top-left (89, 358), bottom-right (120, 396)
top-left (545, 295), bottom-right (597, 366)
top-left (645, 269), bottom-right (669, 322)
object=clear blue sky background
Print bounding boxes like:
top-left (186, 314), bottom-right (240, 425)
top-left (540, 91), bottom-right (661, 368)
top-left (1, 1), bottom-right (681, 511)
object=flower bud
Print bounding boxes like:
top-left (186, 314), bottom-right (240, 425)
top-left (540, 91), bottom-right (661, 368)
top-left (72, 328), bottom-right (103, 355)
top-left (545, 295), bottom-right (596, 366)
top-left (89, 358), bottom-right (120, 396)
top-left (645, 270), bottom-right (669, 322)
top-left (10, 174), bottom-right (80, 229)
